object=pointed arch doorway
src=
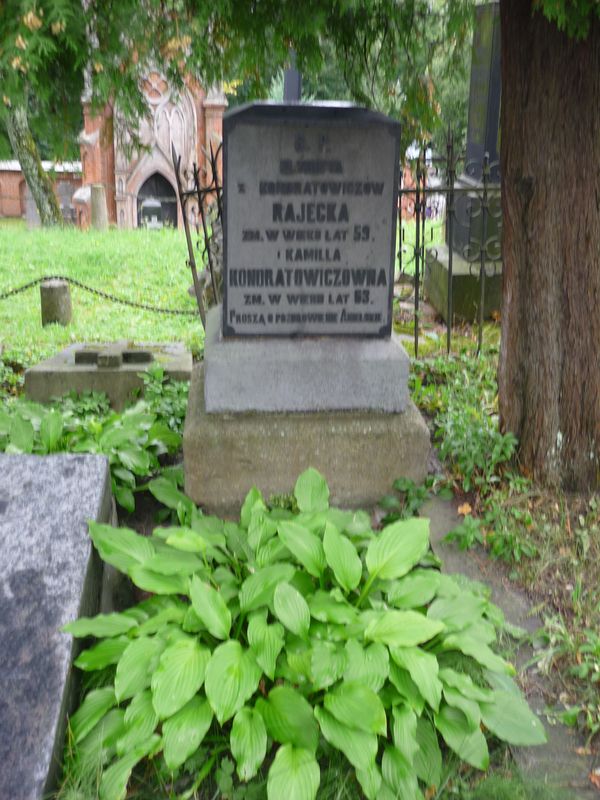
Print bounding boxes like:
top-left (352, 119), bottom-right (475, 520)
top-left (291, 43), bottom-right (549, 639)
top-left (136, 172), bottom-right (178, 228)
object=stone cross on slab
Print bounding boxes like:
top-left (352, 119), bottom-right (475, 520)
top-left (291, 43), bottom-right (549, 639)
top-left (74, 341), bottom-right (154, 368)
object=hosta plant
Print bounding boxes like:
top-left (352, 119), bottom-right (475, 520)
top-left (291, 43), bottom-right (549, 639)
top-left (64, 468), bottom-right (546, 800)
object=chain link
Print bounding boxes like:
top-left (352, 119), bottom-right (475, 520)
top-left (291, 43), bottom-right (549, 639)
top-left (0, 274), bottom-right (199, 316)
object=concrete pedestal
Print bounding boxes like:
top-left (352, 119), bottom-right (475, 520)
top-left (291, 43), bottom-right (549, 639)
top-left (424, 244), bottom-right (502, 323)
top-left (184, 364), bottom-right (430, 516)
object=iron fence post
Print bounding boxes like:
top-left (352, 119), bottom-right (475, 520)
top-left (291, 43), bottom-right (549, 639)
top-left (446, 128), bottom-right (456, 354)
top-left (477, 152), bottom-right (490, 355)
top-left (414, 152), bottom-right (422, 358)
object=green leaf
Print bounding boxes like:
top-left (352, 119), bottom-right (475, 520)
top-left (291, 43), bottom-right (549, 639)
top-left (434, 704), bottom-right (489, 770)
top-left (256, 685), bottom-right (319, 752)
top-left (390, 647), bottom-right (442, 712)
top-left (64, 612), bottom-right (137, 639)
top-left (144, 544), bottom-right (205, 576)
top-left (163, 695), bottom-right (213, 769)
top-left (231, 706), bottom-right (267, 781)
top-left (277, 520), bottom-right (326, 577)
top-left (99, 735), bottom-right (160, 800)
top-left (247, 610), bottom-right (285, 680)
top-left (322, 522), bottom-right (362, 592)
top-left (116, 690), bottom-right (158, 756)
top-left (148, 476), bottom-right (195, 516)
top-left (294, 468), bottom-right (330, 513)
top-left (10, 415), bottom-right (34, 453)
top-left (128, 565), bottom-right (190, 595)
top-left (239, 563), bottom-right (295, 612)
top-left (365, 518), bottom-right (430, 581)
top-left (343, 640), bottom-right (389, 692)
top-left (355, 763), bottom-right (382, 800)
top-left (414, 717), bottom-right (442, 788)
top-left (74, 636), bottom-right (129, 670)
top-left (273, 582), bottom-right (311, 638)
top-left (89, 522), bottom-right (155, 574)
top-left (382, 746), bottom-right (421, 799)
top-left (308, 590), bottom-right (359, 625)
top-left (442, 685), bottom-right (481, 730)
top-left (248, 509), bottom-right (278, 551)
top-left (118, 447), bottom-right (151, 474)
top-left (427, 592), bottom-right (487, 630)
top-left (115, 636), bottom-right (166, 702)
top-left (78, 708), bottom-right (126, 764)
top-left (441, 632), bottom-right (514, 674)
top-left (392, 705), bottom-right (419, 764)
top-left (365, 610), bottom-right (444, 647)
top-left (133, 603), bottom-right (186, 636)
top-left (267, 745), bottom-right (320, 800)
top-left (205, 641), bottom-right (262, 725)
top-left (324, 681), bottom-right (387, 735)
top-left (314, 706), bottom-right (378, 772)
top-left (240, 486), bottom-right (266, 527)
top-left (165, 526), bottom-right (209, 553)
top-left (388, 663), bottom-right (425, 715)
top-left (40, 410), bottom-right (63, 452)
top-left (113, 484), bottom-right (135, 513)
top-left (480, 690), bottom-right (547, 745)
top-left (439, 667), bottom-right (494, 703)
top-left (310, 640), bottom-right (347, 690)
top-left (151, 636), bottom-right (210, 718)
top-left (386, 568), bottom-right (441, 609)
top-left (189, 575), bottom-right (231, 640)
top-left (70, 687), bottom-right (116, 743)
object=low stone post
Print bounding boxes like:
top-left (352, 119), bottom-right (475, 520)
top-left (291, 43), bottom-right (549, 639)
top-left (91, 184), bottom-right (109, 230)
top-left (40, 279), bottom-right (72, 326)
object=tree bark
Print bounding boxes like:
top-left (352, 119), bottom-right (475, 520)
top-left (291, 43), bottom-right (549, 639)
top-left (5, 104), bottom-right (63, 226)
top-left (498, 0), bottom-right (600, 490)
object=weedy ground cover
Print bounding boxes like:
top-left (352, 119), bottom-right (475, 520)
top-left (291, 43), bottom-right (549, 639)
top-left (57, 468), bottom-right (545, 800)
top-left (411, 351), bottom-right (600, 747)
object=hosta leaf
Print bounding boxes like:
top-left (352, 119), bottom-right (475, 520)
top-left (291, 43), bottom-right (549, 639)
top-left (392, 705), bottom-right (419, 763)
top-left (441, 632), bottom-right (514, 674)
top-left (277, 520), bottom-right (326, 577)
top-left (442, 686), bottom-right (481, 730)
top-left (10, 415), bottom-right (33, 453)
top-left (308, 590), bottom-right (359, 625)
top-left (439, 667), bottom-right (494, 703)
top-left (365, 610), bottom-right (444, 647)
top-left (115, 636), bottom-right (166, 702)
top-left (310, 640), bottom-right (347, 690)
top-left (247, 610), bottom-right (285, 680)
top-left (324, 681), bottom-right (387, 736)
top-left (118, 447), bottom-right (151, 474)
top-left (65, 612), bottom-right (137, 639)
top-left (78, 708), bottom-right (126, 764)
top-left (165, 526), bottom-right (209, 553)
top-left (133, 604), bottom-right (187, 636)
top-left (231, 706), bottom-right (267, 781)
top-left (273, 582), bottom-right (310, 638)
top-left (239, 563), bottom-right (295, 612)
top-left (294, 467), bottom-right (330, 513)
top-left (205, 641), bottom-right (262, 724)
top-left (386, 568), bottom-right (441, 609)
top-left (256, 536), bottom-right (290, 567)
top-left (151, 637), bottom-right (210, 718)
top-left (89, 522), bottom-right (155, 574)
top-left (116, 690), bottom-right (158, 756)
top-left (163, 695), bottom-right (213, 769)
top-left (414, 718), bottom-right (442, 787)
top-left (343, 640), bottom-right (389, 692)
top-left (148, 476), bottom-right (194, 516)
top-left (128, 565), bottom-right (189, 596)
top-left (99, 735), bottom-right (160, 800)
top-left (388, 663), bottom-right (425, 715)
top-left (256, 685), bottom-right (319, 752)
top-left (70, 687), bottom-right (117, 743)
top-left (189, 575), bottom-right (231, 640)
top-left (322, 522), bottom-right (362, 592)
top-left (240, 486), bottom-right (266, 529)
top-left (314, 706), bottom-right (378, 772)
top-left (427, 593), bottom-right (487, 630)
top-left (434, 704), bottom-right (489, 770)
top-left (382, 746), bottom-right (421, 799)
top-left (248, 510), bottom-right (278, 552)
top-left (267, 745), bottom-right (320, 800)
top-left (144, 546), bottom-right (205, 576)
top-left (480, 690), bottom-right (547, 745)
top-left (390, 647), bottom-right (442, 712)
top-left (365, 518), bottom-right (430, 581)
top-left (355, 763), bottom-right (382, 800)
top-left (40, 410), bottom-right (63, 451)
top-left (74, 636), bottom-right (129, 670)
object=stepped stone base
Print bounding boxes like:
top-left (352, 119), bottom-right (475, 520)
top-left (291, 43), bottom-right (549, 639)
top-left (184, 364), bottom-right (430, 517)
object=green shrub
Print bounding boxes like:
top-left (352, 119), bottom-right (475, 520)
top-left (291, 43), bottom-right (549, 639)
top-left (63, 469), bottom-right (546, 800)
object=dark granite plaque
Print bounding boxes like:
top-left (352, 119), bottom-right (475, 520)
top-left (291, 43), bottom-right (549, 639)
top-left (223, 103), bottom-right (401, 337)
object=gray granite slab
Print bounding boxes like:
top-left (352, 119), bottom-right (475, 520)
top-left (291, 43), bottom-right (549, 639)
top-left (203, 306), bottom-right (409, 413)
top-left (0, 454), bottom-right (112, 800)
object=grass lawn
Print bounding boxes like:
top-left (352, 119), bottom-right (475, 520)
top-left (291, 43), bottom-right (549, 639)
top-left (0, 222), bottom-right (204, 366)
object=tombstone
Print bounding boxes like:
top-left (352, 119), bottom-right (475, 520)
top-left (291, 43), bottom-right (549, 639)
top-left (184, 103), bottom-right (430, 514)
top-left (0, 454), bottom-right (112, 800)
top-left (24, 341), bottom-right (192, 410)
top-left (425, 1), bottom-right (503, 323)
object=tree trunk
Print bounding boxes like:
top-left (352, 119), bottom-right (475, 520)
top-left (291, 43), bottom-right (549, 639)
top-left (5, 104), bottom-right (62, 226)
top-left (498, 0), bottom-right (600, 490)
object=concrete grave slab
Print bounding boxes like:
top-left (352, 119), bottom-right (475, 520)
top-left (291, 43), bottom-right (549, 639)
top-left (0, 454), bottom-right (112, 800)
top-left (184, 364), bottom-right (430, 517)
top-left (24, 342), bottom-right (192, 410)
top-left (204, 306), bottom-right (409, 413)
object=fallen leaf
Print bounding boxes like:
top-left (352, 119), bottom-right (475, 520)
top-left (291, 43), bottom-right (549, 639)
top-left (576, 746), bottom-right (592, 756)
top-left (457, 502), bottom-right (472, 516)
top-left (589, 770), bottom-right (600, 790)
